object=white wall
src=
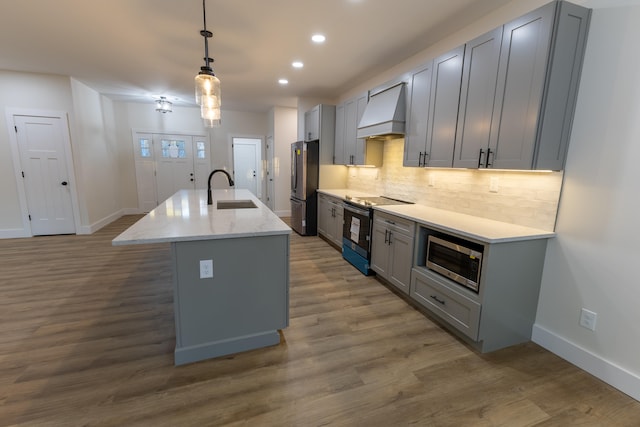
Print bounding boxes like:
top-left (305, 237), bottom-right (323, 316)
top-left (0, 71), bottom-right (76, 234)
top-left (271, 106), bottom-right (297, 216)
top-left (70, 79), bottom-right (120, 232)
top-left (533, 2), bottom-right (640, 401)
top-left (113, 102), bottom-right (269, 209)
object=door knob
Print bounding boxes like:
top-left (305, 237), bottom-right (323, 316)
top-left (61, 181), bottom-right (68, 186)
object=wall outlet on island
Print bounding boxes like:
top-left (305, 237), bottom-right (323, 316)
top-left (200, 259), bottom-right (213, 279)
top-left (428, 175), bottom-right (435, 187)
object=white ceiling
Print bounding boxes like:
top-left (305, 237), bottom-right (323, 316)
top-left (0, 0), bottom-right (516, 112)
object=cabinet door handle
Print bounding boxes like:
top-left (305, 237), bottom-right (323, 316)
top-left (388, 231), bottom-right (393, 245)
top-left (486, 148), bottom-right (494, 168)
top-left (430, 295), bottom-right (446, 305)
top-left (418, 152), bottom-right (423, 166)
top-left (478, 149), bottom-right (485, 168)
top-left (384, 229), bottom-right (389, 244)
top-left (423, 152), bottom-right (429, 167)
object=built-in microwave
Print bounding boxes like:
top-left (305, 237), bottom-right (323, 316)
top-left (426, 234), bottom-right (483, 292)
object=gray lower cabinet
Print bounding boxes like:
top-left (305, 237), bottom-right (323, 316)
top-left (410, 225), bottom-right (549, 353)
top-left (335, 93), bottom-right (383, 166)
top-left (318, 193), bottom-right (343, 248)
top-left (488, 1), bottom-right (591, 170)
top-left (370, 212), bottom-right (415, 294)
top-left (404, 45), bottom-right (464, 167)
top-left (172, 234), bottom-right (289, 365)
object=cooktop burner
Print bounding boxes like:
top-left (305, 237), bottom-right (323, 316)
top-left (344, 195), bottom-right (413, 207)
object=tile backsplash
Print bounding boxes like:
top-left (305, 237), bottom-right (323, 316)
top-left (346, 138), bottom-right (563, 231)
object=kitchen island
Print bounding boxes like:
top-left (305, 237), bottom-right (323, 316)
top-left (113, 189), bottom-right (291, 365)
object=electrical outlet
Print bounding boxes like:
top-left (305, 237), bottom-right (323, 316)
top-left (199, 259), bottom-right (213, 279)
top-left (579, 308), bottom-right (597, 331)
top-left (489, 176), bottom-right (499, 193)
top-left (428, 174), bottom-right (435, 187)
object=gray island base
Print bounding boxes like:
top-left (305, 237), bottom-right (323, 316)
top-left (113, 189), bottom-right (291, 365)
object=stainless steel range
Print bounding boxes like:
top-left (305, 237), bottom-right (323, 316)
top-left (342, 195), bottom-right (412, 275)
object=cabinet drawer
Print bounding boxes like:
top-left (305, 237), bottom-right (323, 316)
top-left (374, 211), bottom-right (415, 236)
top-left (411, 268), bottom-right (481, 340)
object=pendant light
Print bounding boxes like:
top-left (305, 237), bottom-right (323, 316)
top-left (195, 0), bottom-right (221, 127)
top-left (155, 96), bottom-right (173, 113)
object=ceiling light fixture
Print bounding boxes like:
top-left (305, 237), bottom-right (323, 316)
top-left (155, 96), bottom-right (173, 113)
top-left (292, 61), bottom-right (304, 68)
top-left (311, 34), bottom-right (326, 43)
top-left (278, 79), bottom-right (289, 85)
top-left (194, 0), bottom-right (221, 127)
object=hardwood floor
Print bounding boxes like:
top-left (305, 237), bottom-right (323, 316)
top-left (1, 215), bottom-right (639, 426)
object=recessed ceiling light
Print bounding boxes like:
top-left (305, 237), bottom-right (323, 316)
top-left (292, 61), bottom-right (304, 69)
top-left (278, 79), bottom-right (289, 85)
top-left (311, 34), bottom-right (326, 43)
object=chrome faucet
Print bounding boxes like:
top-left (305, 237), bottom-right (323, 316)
top-left (207, 169), bottom-right (235, 205)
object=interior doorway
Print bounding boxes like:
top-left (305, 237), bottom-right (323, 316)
top-left (232, 137), bottom-right (263, 199)
top-left (8, 111), bottom-right (79, 236)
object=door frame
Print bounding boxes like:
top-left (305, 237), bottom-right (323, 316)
top-left (230, 134), bottom-right (265, 201)
top-left (5, 108), bottom-right (81, 237)
top-left (131, 129), bottom-right (210, 212)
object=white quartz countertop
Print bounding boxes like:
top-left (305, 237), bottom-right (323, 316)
top-left (318, 188), bottom-right (554, 243)
top-left (317, 189), bottom-right (378, 199)
top-left (112, 189), bottom-right (291, 245)
top-left (375, 204), bottom-right (554, 243)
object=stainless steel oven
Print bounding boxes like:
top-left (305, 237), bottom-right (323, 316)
top-left (341, 195), bottom-right (413, 275)
top-left (342, 202), bottom-right (372, 274)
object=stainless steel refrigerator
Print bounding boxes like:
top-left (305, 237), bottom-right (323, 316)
top-left (290, 140), bottom-right (319, 236)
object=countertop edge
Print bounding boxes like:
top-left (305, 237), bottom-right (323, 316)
top-left (112, 189), bottom-right (291, 246)
top-left (318, 188), bottom-right (555, 244)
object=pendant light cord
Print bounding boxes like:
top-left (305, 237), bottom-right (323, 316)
top-left (202, 0), bottom-right (212, 72)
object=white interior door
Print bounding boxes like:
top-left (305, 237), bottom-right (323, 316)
top-left (153, 135), bottom-right (195, 202)
top-left (233, 137), bottom-right (262, 199)
top-left (15, 115), bottom-right (76, 235)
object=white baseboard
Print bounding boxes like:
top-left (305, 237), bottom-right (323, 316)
top-left (78, 209), bottom-right (132, 234)
top-left (0, 228), bottom-right (29, 239)
top-left (1, 209), bottom-right (141, 238)
top-left (532, 324), bottom-right (640, 401)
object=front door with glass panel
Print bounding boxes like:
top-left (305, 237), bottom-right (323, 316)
top-left (154, 135), bottom-right (194, 203)
top-left (133, 132), bottom-right (210, 211)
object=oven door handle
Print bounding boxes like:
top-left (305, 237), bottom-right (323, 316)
top-left (342, 203), bottom-right (371, 217)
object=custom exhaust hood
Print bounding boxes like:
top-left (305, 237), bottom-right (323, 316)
top-left (357, 82), bottom-right (406, 139)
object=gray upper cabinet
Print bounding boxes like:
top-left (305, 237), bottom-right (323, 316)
top-left (453, 27), bottom-right (503, 169)
top-left (335, 93), bottom-right (382, 166)
top-left (304, 105), bottom-right (320, 141)
top-left (304, 104), bottom-right (336, 165)
top-left (404, 45), bottom-right (464, 167)
top-left (334, 104), bottom-right (346, 165)
top-left (426, 46), bottom-right (465, 167)
top-left (488, 1), bottom-right (591, 170)
top-left (404, 63), bottom-right (433, 167)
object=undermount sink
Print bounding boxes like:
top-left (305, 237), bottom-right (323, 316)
top-left (216, 199), bottom-right (257, 209)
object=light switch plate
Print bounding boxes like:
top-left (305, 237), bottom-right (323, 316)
top-left (199, 259), bottom-right (213, 279)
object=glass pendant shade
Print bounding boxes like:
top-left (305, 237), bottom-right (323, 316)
top-left (155, 97), bottom-right (172, 113)
top-left (201, 102), bottom-right (221, 127)
top-left (195, 74), bottom-right (221, 106)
